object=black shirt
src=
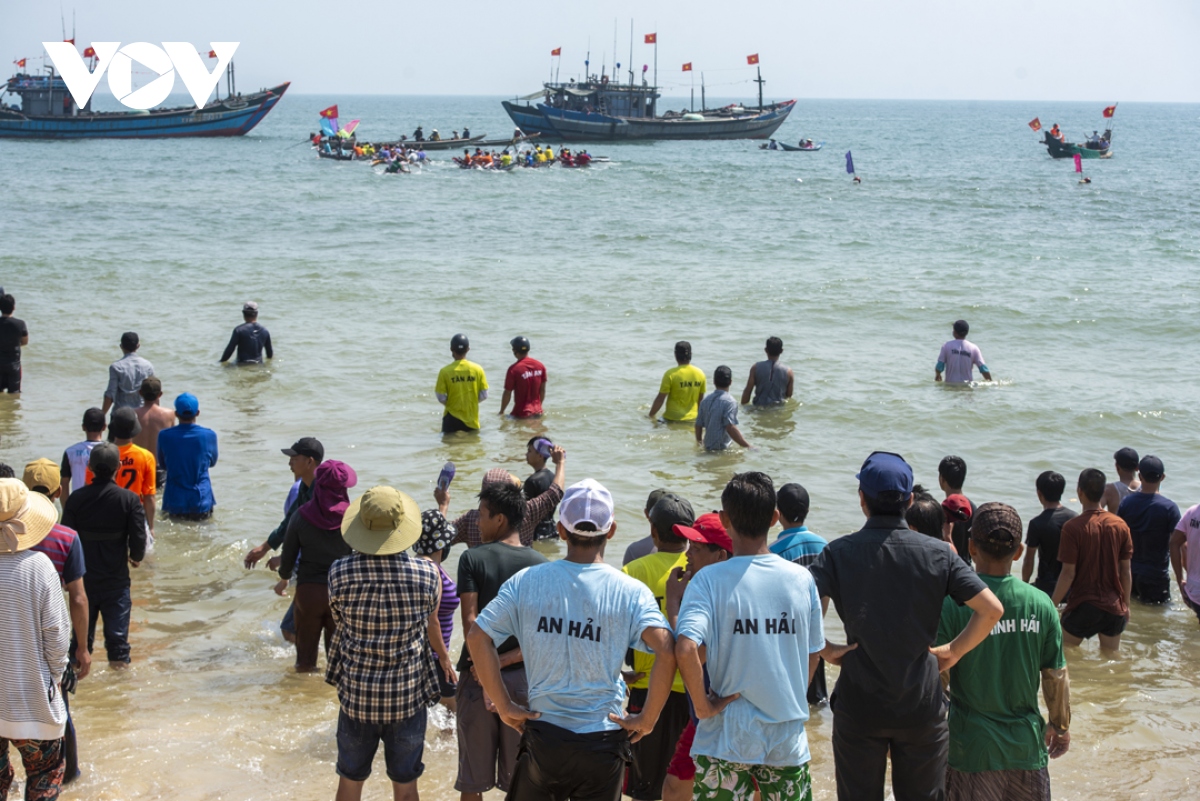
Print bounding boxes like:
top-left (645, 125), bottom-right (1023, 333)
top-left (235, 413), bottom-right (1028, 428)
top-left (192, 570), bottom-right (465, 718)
top-left (61, 478), bottom-right (147, 590)
top-left (0, 316), bottom-right (28, 361)
top-left (1025, 506), bottom-right (1077, 590)
top-left (950, 495), bottom-right (976, 566)
top-left (221, 322), bottom-right (273, 364)
top-left (456, 541), bottom-right (547, 670)
top-left (279, 513), bottom-right (352, 585)
top-left (808, 516), bottom-right (987, 728)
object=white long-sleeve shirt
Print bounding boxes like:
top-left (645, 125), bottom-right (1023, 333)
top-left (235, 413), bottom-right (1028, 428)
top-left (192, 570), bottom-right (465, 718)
top-left (0, 550), bottom-right (69, 741)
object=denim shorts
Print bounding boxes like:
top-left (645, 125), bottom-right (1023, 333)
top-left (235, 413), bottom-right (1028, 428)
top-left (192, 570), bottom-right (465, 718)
top-left (336, 707), bottom-right (427, 783)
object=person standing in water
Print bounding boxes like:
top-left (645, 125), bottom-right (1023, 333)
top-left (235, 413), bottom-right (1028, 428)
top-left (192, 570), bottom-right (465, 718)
top-left (436, 334), bottom-right (489, 434)
top-left (220, 302), bottom-right (273, 365)
top-left (935, 320), bottom-right (992, 384)
top-left (741, 336), bottom-right (794, 406)
top-left (499, 336), bottom-right (546, 419)
top-left (649, 341), bottom-right (706, 422)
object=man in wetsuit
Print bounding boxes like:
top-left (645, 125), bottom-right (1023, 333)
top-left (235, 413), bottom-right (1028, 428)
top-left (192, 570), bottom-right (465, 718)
top-left (220, 302), bottom-right (273, 365)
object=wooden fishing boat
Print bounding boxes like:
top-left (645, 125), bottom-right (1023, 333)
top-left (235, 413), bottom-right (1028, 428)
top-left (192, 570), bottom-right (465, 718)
top-left (1043, 129), bottom-right (1112, 159)
top-left (780, 141), bottom-right (822, 152)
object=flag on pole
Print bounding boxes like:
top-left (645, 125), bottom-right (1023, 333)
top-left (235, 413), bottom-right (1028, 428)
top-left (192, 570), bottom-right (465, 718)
top-left (551, 47), bottom-right (561, 56)
top-left (319, 105), bottom-right (339, 119)
top-left (1073, 153), bottom-right (1082, 173)
top-left (207, 49), bottom-right (218, 59)
top-left (14, 58), bottom-right (26, 68)
top-left (845, 151), bottom-right (855, 175)
top-left (319, 117), bottom-right (337, 137)
top-left (1102, 104), bottom-right (1117, 118)
top-left (682, 62), bottom-right (692, 72)
top-left (337, 120), bottom-right (360, 138)
top-left (63, 38), bottom-right (75, 45)
top-left (645, 33), bottom-right (657, 44)
top-left (643, 64), bottom-right (648, 73)
top-left (1028, 117), bottom-right (1041, 132)
top-left (747, 54), bottom-right (760, 65)
top-left (83, 47), bottom-right (96, 58)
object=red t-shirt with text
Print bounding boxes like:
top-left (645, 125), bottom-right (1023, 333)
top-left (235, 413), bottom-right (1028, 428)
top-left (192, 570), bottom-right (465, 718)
top-left (504, 357), bottom-right (546, 417)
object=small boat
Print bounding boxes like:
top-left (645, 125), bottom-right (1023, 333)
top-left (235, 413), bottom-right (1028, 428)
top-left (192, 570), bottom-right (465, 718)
top-left (390, 134), bottom-right (485, 151)
top-left (780, 140), bottom-right (823, 152)
top-left (316, 147), bottom-right (356, 160)
top-left (1043, 128), bottom-right (1112, 159)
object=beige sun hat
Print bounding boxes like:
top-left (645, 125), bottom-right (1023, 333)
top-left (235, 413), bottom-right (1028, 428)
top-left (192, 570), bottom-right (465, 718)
top-left (0, 478), bottom-right (58, 553)
top-left (341, 486), bottom-right (422, 556)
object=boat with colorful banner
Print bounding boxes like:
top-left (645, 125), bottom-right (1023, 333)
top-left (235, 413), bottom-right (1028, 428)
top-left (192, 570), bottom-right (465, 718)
top-left (1, 58), bottom-right (287, 139)
top-left (1030, 105), bottom-right (1116, 159)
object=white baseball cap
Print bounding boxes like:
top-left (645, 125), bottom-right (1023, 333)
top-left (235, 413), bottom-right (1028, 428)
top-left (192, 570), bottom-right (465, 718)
top-left (559, 479), bottom-right (615, 536)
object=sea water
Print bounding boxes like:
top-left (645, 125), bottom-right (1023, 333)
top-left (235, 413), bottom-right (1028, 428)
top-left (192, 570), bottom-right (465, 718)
top-left (1, 94), bottom-right (1198, 799)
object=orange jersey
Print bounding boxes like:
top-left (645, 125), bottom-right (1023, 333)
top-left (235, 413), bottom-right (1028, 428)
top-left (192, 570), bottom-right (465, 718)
top-left (87, 442), bottom-right (157, 496)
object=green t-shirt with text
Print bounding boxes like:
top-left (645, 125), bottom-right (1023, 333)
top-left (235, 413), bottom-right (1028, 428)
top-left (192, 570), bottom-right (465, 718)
top-left (936, 573), bottom-right (1065, 773)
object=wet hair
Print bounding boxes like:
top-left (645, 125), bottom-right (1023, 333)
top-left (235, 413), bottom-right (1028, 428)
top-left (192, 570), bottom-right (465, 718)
top-left (863, 490), bottom-right (910, 517)
top-left (938, 456), bottom-right (967, 490)
top-left (1077, 468), bottom-right (1107, 504)
top-left (140, 376), bottom-right (163, 402)
top-left (674, 341), bottom-right (692, 362)
top-left (479, 481), bottom-right (526, 530)
top-left (713, 365), bottom-right (733, 389)
top-left (1036, 471), bottom-right (1066, 503)
top-left (0, 295), bottom-right (13, 315)
top-left (0, 463), bottom-right (13, 479)
top-left (905, 497), bottom-right (945, 540)
top-left (765, 336), bottom-right (783, 356)
top-left (721, 472), bottom-right (776, 538)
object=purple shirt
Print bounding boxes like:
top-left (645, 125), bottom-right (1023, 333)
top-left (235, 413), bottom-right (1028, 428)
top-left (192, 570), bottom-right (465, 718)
top-left (435, 563), bottom-right (460, 657)
top-left (937, 338), bottom-right (987, 383)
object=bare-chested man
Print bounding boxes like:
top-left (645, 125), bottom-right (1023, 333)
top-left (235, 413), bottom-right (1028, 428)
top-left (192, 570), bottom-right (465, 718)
top-left (134, 377), bottom-right (175, 490)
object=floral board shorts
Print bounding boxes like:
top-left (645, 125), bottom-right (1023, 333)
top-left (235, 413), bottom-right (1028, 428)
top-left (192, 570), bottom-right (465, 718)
top-left (693, 755), bottom-right (812, 801)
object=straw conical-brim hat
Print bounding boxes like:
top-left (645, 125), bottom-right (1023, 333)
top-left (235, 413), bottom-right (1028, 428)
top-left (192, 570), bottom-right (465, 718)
top-left (0, 478), bottom-right (58, 553)
top-left (341, 486), bottom-right (422, 556)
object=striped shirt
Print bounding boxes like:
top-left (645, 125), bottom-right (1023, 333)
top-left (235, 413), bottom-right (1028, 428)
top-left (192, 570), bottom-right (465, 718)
top-left (452, 482), bottom-right (563, 548)
top-left (326, 552), bottom-right (440, 723)
top-left (30, 523), bottom-right (86, 586)
top-left (770, 526), bottom-right (828, 567)
top-left (0, 550), bottom-right (70, 740)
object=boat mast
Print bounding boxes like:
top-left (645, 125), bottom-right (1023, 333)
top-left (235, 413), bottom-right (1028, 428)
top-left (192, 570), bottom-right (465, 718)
top-left (755, 66), bottom-right (765, 110)
top-left (701, 73), bottom-right (706, 112)
top-left (628, 20), bottom-right (634, 88)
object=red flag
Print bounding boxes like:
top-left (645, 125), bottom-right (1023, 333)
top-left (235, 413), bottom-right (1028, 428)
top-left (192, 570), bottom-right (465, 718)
top-left (682, 62), bottom-right (692, 72)
top-left (83, 47), bottom-right (96, 58)
top-left (645, 33), bottom-right (657, 44)
top-left (747, 53), bottom-right (760, 65)
top-left (551, 47), bottom-right (561, 56)
top-left (14, 58), bottom-right (26, 68)
top-left (1074, 153), bottom-right (1082, 173)
top-left (63, 38), bottom-right (75, 45)
top-left (1102, 104), bottom-right (1116, 118)
top-left (319, 105), bottom-right (339, 119)
top-left (208, 49), bottom-right (218, 59)
top-left (1028, 117), bottom-right (1041, 132)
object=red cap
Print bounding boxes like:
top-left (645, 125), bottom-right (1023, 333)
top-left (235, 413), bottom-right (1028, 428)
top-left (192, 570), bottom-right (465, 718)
top-left (942, 494), bottom-right (972, 522)
top-left (673, 512), bottom-right (732, 554)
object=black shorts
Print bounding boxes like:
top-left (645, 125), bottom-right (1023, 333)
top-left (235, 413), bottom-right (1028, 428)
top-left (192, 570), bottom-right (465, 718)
top-left (508, 720), bottom-right (631, 801)
top-left (1131, 574), bottom-right (1171, 605)
top-left (0, 360), bottom-right (21, 393)
top-left (442, 414), bottom-right (477, 434)
top-left (1062, 601), bottom-right (1127, 639)
top-left (626, 689), bottom-right (691, 800)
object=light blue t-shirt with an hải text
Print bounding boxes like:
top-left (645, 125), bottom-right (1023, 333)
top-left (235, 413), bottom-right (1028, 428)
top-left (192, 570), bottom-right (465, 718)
top-left (676, 554), bottom-right (825, 767)
top-left (474, 559), bottom-right (669, 734)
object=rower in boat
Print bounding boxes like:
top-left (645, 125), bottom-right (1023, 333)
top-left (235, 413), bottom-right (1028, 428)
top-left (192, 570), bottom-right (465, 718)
top-left (430, 129), bottom-right (441, 142)
top-left (500, 150), bottom-right (513, 167)
top-left (462, 126), bottom-right (471, 138)
top-left (452, 130), bottom-right (459, 140)
top-left (768, 139), bottom-right (779, 150)
top-left (413, 125), bottom-right (425, 142)
top-left (576, 150), bottom-right (592, 167)
top-left (561, 148), bottom-right (575, 167)
top-left (416, 147), bottom-right (427, 162)
top-left (1049, 123), bottom-right (1065, 143)
top-left (545, 144), bottom-right (555, 162)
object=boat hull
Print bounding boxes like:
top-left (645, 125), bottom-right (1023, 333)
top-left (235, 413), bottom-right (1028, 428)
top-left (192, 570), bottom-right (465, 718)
top-left (0, 82), bottom-right (289, 139)
top-left (1043, 132), bottom-right (1111, 159)
top-left (501, 101), bottom-right (560, 139)
top-left (504, 99), bottom-right (795, 142)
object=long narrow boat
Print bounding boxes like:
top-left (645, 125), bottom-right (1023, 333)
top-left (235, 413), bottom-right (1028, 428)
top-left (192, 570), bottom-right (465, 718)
top-left (0, 72), bottom-right (288, 139)
top-left (779, 141), bottom-right (822, 152)
top-left (1043, 129), bottom-right (1112, 159)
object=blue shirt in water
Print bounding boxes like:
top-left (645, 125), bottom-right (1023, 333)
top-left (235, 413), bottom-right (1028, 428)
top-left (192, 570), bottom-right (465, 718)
top-left (474, 559), bottom-right (668, 734)
top-left (676, 554), bottom-right (824, 767)
top-left (769, 526), bottom-right (828, 567)
top-left (157, 422), bottom-right (219, 514)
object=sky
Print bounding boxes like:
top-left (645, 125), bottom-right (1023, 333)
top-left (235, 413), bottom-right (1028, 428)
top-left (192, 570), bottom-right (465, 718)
top-left (4, 0), bottom-right (1198, 103)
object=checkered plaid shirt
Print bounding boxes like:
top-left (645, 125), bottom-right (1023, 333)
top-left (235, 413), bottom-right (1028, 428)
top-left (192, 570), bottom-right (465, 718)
top-left (451, 482), bottom-right (563, 548)
top-left (326, 552), bottom-right (440, 723)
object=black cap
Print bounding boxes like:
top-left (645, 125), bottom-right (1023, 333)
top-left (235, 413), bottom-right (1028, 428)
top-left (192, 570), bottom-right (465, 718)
top-left (510, 336), bottom-right (531, 352)
top-left (714, 365), bottom-right (733, 387)
top-left (644, 488), bottom-right (668, 515)
top-left (1138, 455), bottom-right (1164, 481)
top-left (777, 483), bottom-right (810, 521)
top-left (282, 437), bottom-right (325, 462)
top-left (674, 341), bottom-right (692, 361)
top-left (89, 442), bottom-right (120, 476)
top-left (648, 493), bottom-right (695, 536)
top-left (109, 407), bottom-right (141, 439)
top-left (450, 333), bottom-right (470, 352)
top-left (953, 320), bottom-right (969, 335)
top-left (120, 331), bottom-right (140, 351)
top-left (1114, 447), bottom-right (1139, 470)
top-left (82, 407), bottom-right (106, 433)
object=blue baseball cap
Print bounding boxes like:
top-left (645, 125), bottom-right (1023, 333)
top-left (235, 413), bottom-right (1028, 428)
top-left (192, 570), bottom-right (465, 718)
top-left (856, 451), bottom-right (914, 498)
top-left (175, 392), bottom-right (200, 416)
